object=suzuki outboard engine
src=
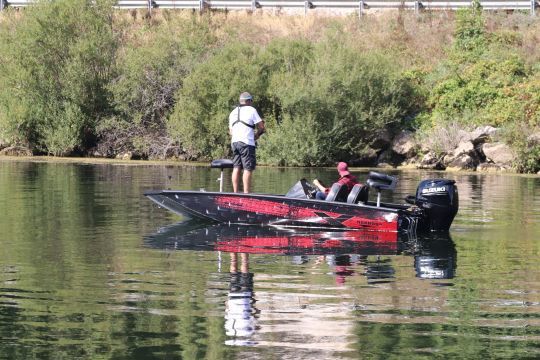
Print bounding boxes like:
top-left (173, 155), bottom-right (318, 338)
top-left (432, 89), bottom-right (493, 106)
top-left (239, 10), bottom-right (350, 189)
top-left (415, 179), bottom-right (459, 232)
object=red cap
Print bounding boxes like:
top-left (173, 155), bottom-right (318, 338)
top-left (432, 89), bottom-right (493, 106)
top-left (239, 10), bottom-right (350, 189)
top-left (337, 162), bottom-right (350, 176)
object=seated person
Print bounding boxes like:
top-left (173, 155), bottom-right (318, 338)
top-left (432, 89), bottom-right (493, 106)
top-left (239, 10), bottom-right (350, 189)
top-left (313, 162), bottom-right (359, 200)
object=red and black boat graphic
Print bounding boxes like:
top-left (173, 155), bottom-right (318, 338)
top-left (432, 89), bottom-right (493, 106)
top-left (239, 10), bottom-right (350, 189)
top-left (146, 191), bottom-right (402, 232)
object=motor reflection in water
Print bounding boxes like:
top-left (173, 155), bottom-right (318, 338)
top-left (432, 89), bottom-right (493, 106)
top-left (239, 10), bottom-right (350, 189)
top-left (144, 222), bottom-right (457, 346)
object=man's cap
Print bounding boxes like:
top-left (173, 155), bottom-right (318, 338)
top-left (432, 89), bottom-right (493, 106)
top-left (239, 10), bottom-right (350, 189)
top-left (337, 162), bottom-right (350, 176)
top-left (239, 92), bottom-right (253, 101)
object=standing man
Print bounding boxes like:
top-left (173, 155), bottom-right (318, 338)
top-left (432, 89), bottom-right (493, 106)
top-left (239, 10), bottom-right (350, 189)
top-left (229, 92), bottom-right (265, 193)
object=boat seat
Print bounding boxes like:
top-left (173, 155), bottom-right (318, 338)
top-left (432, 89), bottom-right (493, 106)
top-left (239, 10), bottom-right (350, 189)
top-left (210, 159), bottom-right (234, 169)
top-left (347, 184), bottom-right (369, 204)
top-left (211, 159), bottom-right (234, 192)
top-left (325, 183), bottom-right (349, 202)
top-left (366, 172), bottom-right (397, 192)
top-left (366, 172), bottom-right (397, 207)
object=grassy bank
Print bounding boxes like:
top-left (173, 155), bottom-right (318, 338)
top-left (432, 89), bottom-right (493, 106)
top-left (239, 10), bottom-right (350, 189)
top-left (0, 0), bottom-right (539, 172)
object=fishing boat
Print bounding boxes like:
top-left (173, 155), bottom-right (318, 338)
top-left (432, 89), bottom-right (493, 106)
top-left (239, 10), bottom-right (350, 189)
top-left (145, 160), bottom-right (459, 233)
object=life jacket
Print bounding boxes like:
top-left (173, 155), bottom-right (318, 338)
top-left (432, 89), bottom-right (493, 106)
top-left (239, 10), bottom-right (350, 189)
top-left (231, 104), bottom-right (255, 129)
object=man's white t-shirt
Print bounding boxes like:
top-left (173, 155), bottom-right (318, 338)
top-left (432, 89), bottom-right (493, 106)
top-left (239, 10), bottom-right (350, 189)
top-left (229, 105), bottom-right (262, 147)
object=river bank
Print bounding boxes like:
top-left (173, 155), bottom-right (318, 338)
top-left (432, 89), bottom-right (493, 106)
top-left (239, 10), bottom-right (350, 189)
top-left (1, 153), bottom-right (538, 176)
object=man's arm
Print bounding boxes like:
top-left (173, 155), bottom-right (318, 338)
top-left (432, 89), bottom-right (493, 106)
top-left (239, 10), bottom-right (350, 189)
top-left (313, 179), bottom-right (327, 193)
top-left (255, 121), bottom-right (265, 140)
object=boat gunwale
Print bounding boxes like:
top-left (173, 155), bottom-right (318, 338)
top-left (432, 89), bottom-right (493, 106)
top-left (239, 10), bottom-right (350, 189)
top-left (144, 189), bottom-right (411, 214)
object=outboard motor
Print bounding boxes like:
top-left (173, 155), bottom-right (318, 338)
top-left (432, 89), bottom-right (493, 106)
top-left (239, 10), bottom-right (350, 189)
top-left (415, 179), bottom-right (459, 232)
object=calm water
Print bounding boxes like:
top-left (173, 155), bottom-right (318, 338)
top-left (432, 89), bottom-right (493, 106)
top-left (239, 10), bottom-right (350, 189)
top-left (1, 159), bottom-right (539, 359)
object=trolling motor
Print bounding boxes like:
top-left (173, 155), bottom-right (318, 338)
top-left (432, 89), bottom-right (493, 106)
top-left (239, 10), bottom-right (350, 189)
top-left (412, 179), bottom-right (459, 232)
top-left (211, 159), bottom-right (234, 192)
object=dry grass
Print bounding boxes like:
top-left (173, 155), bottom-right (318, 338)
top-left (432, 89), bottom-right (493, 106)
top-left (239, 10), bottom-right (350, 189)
top-left (107, 9), bottom-right (540, 71)
top-left (415, 121), bottom-right (473, 155)
top-left (109, 9), bottom-right (458, 70)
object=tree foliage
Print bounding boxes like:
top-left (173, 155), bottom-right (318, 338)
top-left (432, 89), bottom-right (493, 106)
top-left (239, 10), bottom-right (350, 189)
top-left (99, 14), bottom-right (216, 159)
top-left (168, 37), bottom-right (418, 165)
top-left (0, 0), bottom-right (117, 155)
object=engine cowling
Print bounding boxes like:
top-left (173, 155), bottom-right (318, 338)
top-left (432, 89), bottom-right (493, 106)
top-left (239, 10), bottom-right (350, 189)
top-left (415, 179), bottom-right (459, 232)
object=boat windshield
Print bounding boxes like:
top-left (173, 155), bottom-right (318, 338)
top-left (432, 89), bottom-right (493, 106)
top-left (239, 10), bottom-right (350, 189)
top-left (285, 179), bottom-right (316, 199)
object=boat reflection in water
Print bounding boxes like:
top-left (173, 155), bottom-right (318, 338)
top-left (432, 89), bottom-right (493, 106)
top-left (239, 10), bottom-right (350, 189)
top-left (144, 222), bottom-right (406, 256)
top-left (144, 222), bottom-right (457, 347)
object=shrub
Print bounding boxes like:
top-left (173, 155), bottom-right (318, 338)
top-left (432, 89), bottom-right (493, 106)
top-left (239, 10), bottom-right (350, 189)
top-left (500, 123), bottom-right (540, 173)
top-left (427, 3), bottom-right (536, 130)
top-left (0, 0), bottom-right (117, 155)
top-left (100, 14), bottom-right (216, 158)
top-left (453, 0), bottom-right (487, 60)
top-left (262, 39), bottom-right (418, 165)
top-left (167, 42), bottom-right (266, 160)
top-left (429, 58), bottom-right (529, 126)
top-left (169, 35), bottom-right (418, 165)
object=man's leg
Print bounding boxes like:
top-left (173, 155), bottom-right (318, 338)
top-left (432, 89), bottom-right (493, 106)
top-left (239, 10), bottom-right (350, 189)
top-left (232, 167), bottom-right (241, 193)
top-left (315, 191), bottom-right (327, 200)
top-left (240, 253), bottom-right (249, 273)
top-left (230, 252), bottom-right (238, 273)
top-left (242, 170), bottom-right (252, 194)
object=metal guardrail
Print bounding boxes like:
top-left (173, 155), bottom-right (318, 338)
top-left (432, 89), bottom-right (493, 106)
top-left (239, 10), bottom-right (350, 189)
top-left (0, 0), bottom-right (537, 15)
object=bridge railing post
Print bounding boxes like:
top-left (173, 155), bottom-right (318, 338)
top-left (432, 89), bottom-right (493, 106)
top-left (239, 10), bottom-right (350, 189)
top-left (532, 0), bottom-right (537, 16)
top-left (0, 0), bottom-right (4, 11)
top-left (359, 0), bottom-right (365, 18)
top-left (415, 0), bottom-right (421, 14)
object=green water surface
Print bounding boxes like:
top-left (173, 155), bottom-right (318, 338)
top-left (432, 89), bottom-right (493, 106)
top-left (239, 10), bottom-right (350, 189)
top-left (1, 160), bottom-right (539, 359)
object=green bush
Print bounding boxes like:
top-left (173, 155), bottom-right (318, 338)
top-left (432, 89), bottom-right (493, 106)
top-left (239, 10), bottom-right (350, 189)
top-left (429, 58), bottom-right (529, 126)
top-left (501, 123), bottom-right (540, 173)
top-left (426, 4), bottom-right (539, 129)
top-left (263, 40), bottom-right (418, 165)
top-left (0, 0), bottom-right (117, 155)
top-left (168, 36), bottom-right (418, 165)
top-left (453, 0), bottom-right (487, 60)
top-left (167, 42), bottom-right (269, 160)
top-left (99, 14), bottom-right (216, 158)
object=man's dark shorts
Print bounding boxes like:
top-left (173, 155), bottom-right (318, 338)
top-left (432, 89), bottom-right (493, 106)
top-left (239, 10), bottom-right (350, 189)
top-left (231, 142), bottom-right (256, 171)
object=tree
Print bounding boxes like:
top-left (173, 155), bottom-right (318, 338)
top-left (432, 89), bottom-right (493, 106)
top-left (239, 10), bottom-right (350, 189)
top-left (0, 0), bottom-right (117, 155)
